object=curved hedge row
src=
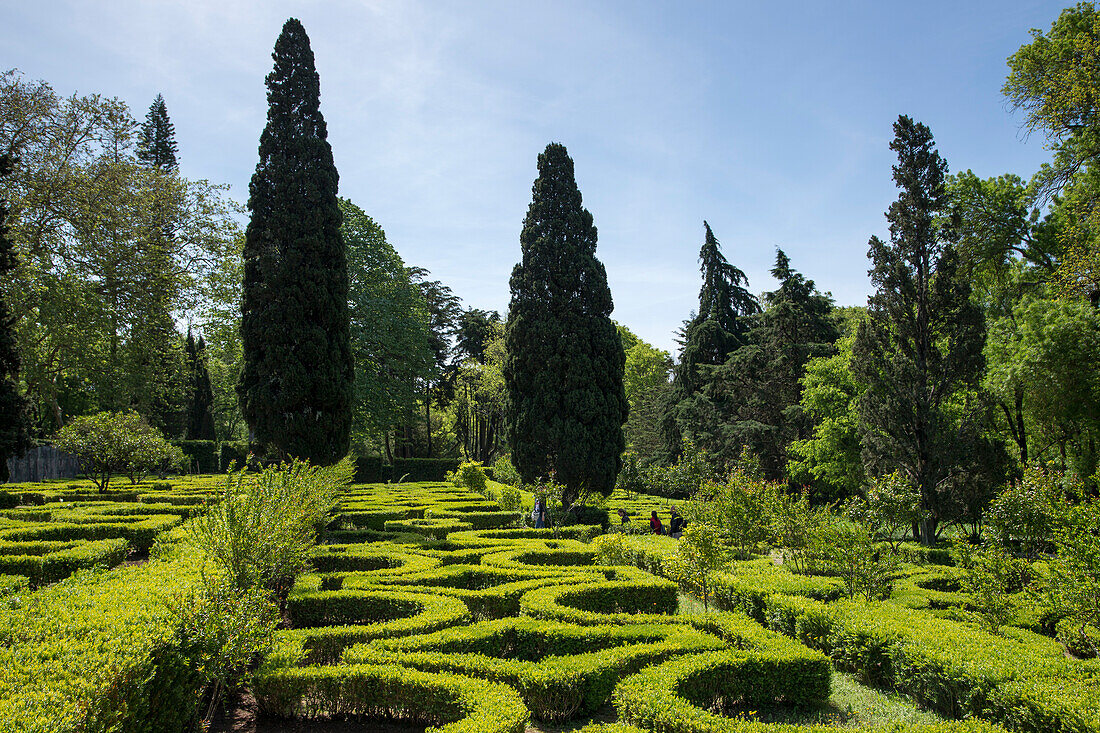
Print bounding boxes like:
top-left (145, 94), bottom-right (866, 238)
top-left (253, 662), bottom-right (528, 732)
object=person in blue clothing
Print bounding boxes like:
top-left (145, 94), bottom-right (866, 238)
top-left (533, 498), bottom-right (546, 529)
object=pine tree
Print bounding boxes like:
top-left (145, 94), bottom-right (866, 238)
top-left (504, 143), bottom-right (628, 507)
top-left (0, 154), bottom-right (31, 481)
top-left (708, 249), bottom-right (838, 477)
top-left (853, 115), bottom-right (1001, 545)
top-left (137, 94), bottom-right (178, 171)
top-left (662, 221), bottom-right (759, 459)
top-left (238, 18), bottom-right (352, 464)
top-left (185, 330), bottom-right (216, 441)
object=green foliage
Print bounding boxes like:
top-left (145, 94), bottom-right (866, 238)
top-left (987, 465), bottom-right (1069, 558)
top-left (953, 538), bottom-right (1031, 634)
top-left (504, 143), bottom-right (628, 507)
top-left (136, 93), bottom-right (178, 171)
top-left (770, 487), bottom-right (829, 574)
top-left (171, 580), bottom-right (278, 724)
top-left (666, 520), bottom-right (727, 611)
top-left (702, 249), bottom-right (839, 477)
top-left (344, 618), bottom-right (726, 721)
top-left (664, 221), bottom-right (760, 460)
top-left (0, 71), bottom-right (241, 435)
top-left (853, 116), bottom-right (998, 545)
top-left (617, 323), bottom-right (674, 461)
top-left (188, 457), bottom-right (352, 602)
top-left (253, 662), bottom-right (529, 731)
top-left (239, 19), bottom-right (352, 465)
top-left (849, 471), bottom-right (924, 553)
top-left (53, 411), bottom-right (181, 491)
top-left (452, 460), bottom-right (488, 493)
top-left (0, 154), bottom-right (31, 483)
top-left (449, 325), bottom-right (508, 463)
top-left (787, 333), bottom-right (866, 502)
top-left (693, 454), bottom-right (777, 560)
top-left (984, 294), bottom-right (1100, 474)
top-left (341, 198), bottom-right (435, 452)
top-left (1047, 498), bottom-right (1100, 658)
top-left (490, 455), bottom-right (522, 487)
top-left (813, 520), bottom-right (897, 601)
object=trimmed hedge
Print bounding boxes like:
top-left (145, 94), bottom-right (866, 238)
top-left (269, 589), bottom-right (472, 667)
top-left (519, 573), bottom-right (680, 626)
top-left (385, 517), bottom-right (474, 539)
top-left (761, 593), bottom-right (1100, 732)
top-left (0, 538), bottom-right (129, 585)
top-left (308, 544), bottom-right (442, 575)
top-left (0, 557), bottom-right (204, 732)
top-left (345, 618), bottom-right (727, 721)
top-left (0, 515), bottom-right (180, 552)
top-left (253, 663), bottom-right (528, 732)
top-left (345, 563), bottom-right (603, 620)
top-left (353, 457), bottom-right (463, 483)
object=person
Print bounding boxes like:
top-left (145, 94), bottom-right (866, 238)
top-left (669, 506), bottom-right (684, 538)
top-left (617, 508), bottom-right (630, 529)
top-left (538, 504), bottom-right (548, 529)
top-left (532, 499), bottom-right (544, 529)
top-left (650, 510), bottom-right (664, 535)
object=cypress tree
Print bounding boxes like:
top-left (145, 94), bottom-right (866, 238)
top-left (504, 143), bottom-right (628, 507)
top-left (662, 221), bottom-right (759, 458)
top-left (137, 94), bottom-right (178, 171)
top-left (853, 115), bottom-right (999, 545)
top-left (0, 155), bottom-right (31, 481)
top-left (185, 330), bottom-right (216, 441)
top-left (238, 18), bottom-right (352, 464)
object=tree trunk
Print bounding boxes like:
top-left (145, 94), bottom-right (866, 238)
top-left (919, 516), bottom-right (938, 548)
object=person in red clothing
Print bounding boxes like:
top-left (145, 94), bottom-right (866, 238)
top-left (650, 510), bottom-right (664, 535)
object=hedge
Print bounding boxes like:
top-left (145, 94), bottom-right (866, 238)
top-left (345, 618), bottom-right (727, 721)
top-left (173, 441), bottom-right (218, 474)
top-left (353, 457), bottom-right (463, 483)
top-left (519, 573), bottom-right (680, 626)
top-left (252, 663), bottom-right (528, 732)
top-left (0, 557), bottom-right (204, 732)
top-left (307, 544), bottom-right (442, 575)
top-left (384, 517), bottom-right (474, 539)
top-left (760, 593), bottom-right (1100, 732)
top-left (268, 589), bottom-right (472, 667)
top-left (345, 563), bottom-right (603, 620)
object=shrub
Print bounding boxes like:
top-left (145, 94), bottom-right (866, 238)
top-left (54, 411), bottom-right (183, 491)
top-left (850, 470), bottom-right (924, 553)
top-left (490, 456), bottom-right (522, 487)
top-left (171, 580), bottom-right (279, 726)
top-left (188, 457), bottom-right (353, 604)
top-left (1046, 498), bottom-right (1100, 658)
top-left (987, 465), bottom-right (1069, 559)
top-left (954, 538), bottom-right (1032, 634)
top-left (812, 520), bottom-right (896, 601)
top-left (454, 461), bottom-right (488, 493)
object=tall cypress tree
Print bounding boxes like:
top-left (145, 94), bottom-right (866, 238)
top-left (504, 143), bottom-right (628, 507)
top-left (853, 115), bottom-right (999, 545)
top-left (137, 94), bottom-right (178, 171)
top-left (238, 18), bottom-right (352, 464)
top-left (0, 154), bottom-right (31, 481)
top-left (662, 221), bottom-right (759, 459)
top-left (185, 330), bottom-right (216, 441)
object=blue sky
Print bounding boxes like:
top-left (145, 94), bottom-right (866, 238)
top-left (4, 0), bottom-right (1068, 353)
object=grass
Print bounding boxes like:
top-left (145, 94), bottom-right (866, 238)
top-left (677, 593), bottom-right (945, 728)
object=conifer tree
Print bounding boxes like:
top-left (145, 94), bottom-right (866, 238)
top-left (137, 94), bottom-right (178, 171)
top-left (708, 249), bottom-right (838, 477)
top-left (185, 330), bottom-right (216, 441)
top-left (853, 115), bottom-right (1001, 545)
top-left (238, 18), bottom-right (352, 464)
top-left (504, 143), bottom-right (628, 507)
top-left (662, 221), bottom-right (759, 458)
top-left (0, 154), bottom-right (31, 481)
